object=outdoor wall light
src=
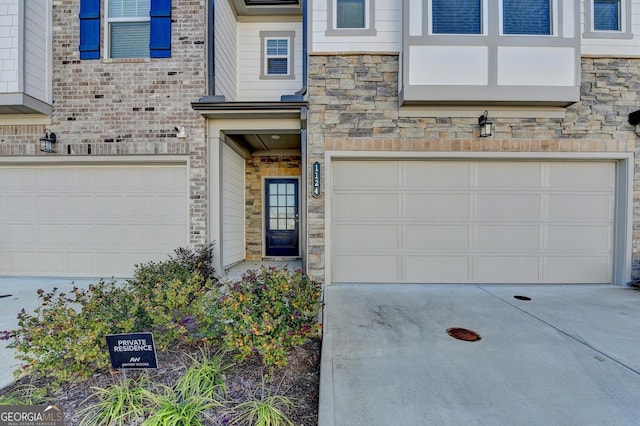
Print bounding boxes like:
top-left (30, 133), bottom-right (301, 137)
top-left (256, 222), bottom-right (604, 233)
top-left (478, 110), bottom-right (493, 138)
top-left (39, 129), bottom-right (57, 153)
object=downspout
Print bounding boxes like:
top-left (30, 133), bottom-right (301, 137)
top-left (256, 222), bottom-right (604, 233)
top-left (199, 0), bottom-right (225, 102)
top-left (282, 0), bottom-right (307, 101)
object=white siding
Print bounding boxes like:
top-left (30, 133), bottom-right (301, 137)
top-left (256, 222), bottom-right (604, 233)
top-left (24, 0), bottom-right (50, 103)
top-left (237, 20), bottom-right (302, 101)
top-left (221, 144), bottom-right (245, 268)
top-left (0, 0), bottom-right (19, 94)
top-left (581, 0), bottom-right (640, 56)
top-left (311, 0), bottom-right (401, 53)
top-left (215, 0), bottom-right (237, 100)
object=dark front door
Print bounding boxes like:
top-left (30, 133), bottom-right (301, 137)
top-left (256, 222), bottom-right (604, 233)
top-left (265, 179), bottom-right (299, 257)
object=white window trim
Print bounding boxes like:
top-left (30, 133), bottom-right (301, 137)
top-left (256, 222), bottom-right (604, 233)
top-left (499, 0), bottom-right (558, 37)
top-left (105, 0), bottom-right (151, 59)
top-left (583, 0), bottom-right (633, 39)
top-left (427, 0), bottom-right (488, 36)
top-left (260, 31), bottom-right (295, 80)
top-left (325, 0), bottom-right (377, 36)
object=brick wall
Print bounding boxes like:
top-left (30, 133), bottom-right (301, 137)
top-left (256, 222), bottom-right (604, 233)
top-left (0, 0), bottom-right (209, 245)
top-left (307, 54), bottom-right (640, 283)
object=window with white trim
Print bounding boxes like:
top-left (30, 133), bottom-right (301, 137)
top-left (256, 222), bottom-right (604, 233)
top-left (326, 0), bottom-right (376, 36)
top-left (260, 31), bottom-right (295, 80)
top-left (584, 0), bottom-right (632, 38)
top-left (431, 0), bottom-right (482, 35)
top-left (502, 0), bottom-right (552, 35)
top-left (107, 0), bottom-right (151, 58)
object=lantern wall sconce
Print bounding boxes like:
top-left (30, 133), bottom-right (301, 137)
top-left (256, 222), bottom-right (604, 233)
top-left (478, 111), bottom-right (493, 138)
top-left (39, 129), bottom-right (57, 153)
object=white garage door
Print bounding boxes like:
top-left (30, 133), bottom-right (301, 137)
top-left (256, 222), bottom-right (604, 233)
top-left (222, 144), bottom-right (245, 268)
top-left (331, 160), bottom-right (615, 284)
top-left (0, 163), bottom-right (188, 277)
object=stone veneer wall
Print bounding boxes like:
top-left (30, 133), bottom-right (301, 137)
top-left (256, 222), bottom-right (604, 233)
top-left (0, 0), bottom-right (209, 245)
top-left (245, 155), bottom-right (302, 260)
top-left (307, 53), bottom-right (640, 283)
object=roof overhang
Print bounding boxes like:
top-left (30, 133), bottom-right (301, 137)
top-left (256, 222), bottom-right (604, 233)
top-left (191, 100), bottom-right (307, 119)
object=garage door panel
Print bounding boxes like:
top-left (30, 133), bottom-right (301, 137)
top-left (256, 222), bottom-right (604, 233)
top-left (0, 164), bottom-right (188, 277)
top-left (331, 159), bottom-right (615, 284)
top-left (334, 161), bottom-right (399, 188)
top-left (473, 257), bottom-right (540, 283)
top-left (477, 194), bottom-right (541, 219)
top-left (544, 256), bottom-right (610, 283)
top-left (547, 162), bottom-right (613, 189)
top-left (334, 193), bottom-right (399, 219)
top-left (333, 255), bottom-right (398, 282)
top-left (548, 195), bottom-right (612, 220)
top-left (334, 224), bottom-right (398, 250)
top-left (476, 162), bottom-right (541, 188)
top-left (475, 226), bottom-right (540, 250)
top-left (547, 225), bottom-right (611, 251)
top-left (404, 162), bottom-right (470, 187)
top-left (405, 194), bottom-right (470, 218)
top-left (405, 225), bottom-right (469, 250)
top-left (405, 256), bottom-right (469, 282)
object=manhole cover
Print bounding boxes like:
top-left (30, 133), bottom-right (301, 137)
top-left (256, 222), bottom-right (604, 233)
top-left (0, 294), bottom-right (12, 299)
top-left (514, 295), bottom-right (532, 301)
top-left (446, 327), bottom-right (481, 342)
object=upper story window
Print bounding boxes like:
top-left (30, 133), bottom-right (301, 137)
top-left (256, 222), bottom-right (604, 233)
top-left (326, 0), bottom-right (376, 36)
top-left (260, 31), bottom-right (295, 80)
top-left (584, 0), bottom-right (632, 38)
top-left (431, 0), bottom-right (482, 34)
top-left (502, 0), bottom-right (551, 35)
top-left (107, 0), bottom-right (150, 58)
top-left (79, 0), bottom-right (172, 60)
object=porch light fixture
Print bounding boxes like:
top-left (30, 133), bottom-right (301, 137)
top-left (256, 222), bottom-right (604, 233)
top-left (39, 129), bottom-right (57, 153)
top-left (478, 110), bottom-right (493, 138)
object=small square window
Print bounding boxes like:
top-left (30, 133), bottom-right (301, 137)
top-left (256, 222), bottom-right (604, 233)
top-left (432, 0), bottom-right (482, 35)
top-left (337, 0), bottom-right (365, 29)
top-left (503, 0), bottom-right (551, 35)
top-left (260, 31), bottom-right (295, 80)
top-left (594, 0), bottom-right (620, 31)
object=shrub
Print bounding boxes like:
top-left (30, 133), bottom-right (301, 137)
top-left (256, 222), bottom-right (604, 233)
top-left (228, 392), bottom-right (296, 426)
top-left (175, 349), bottom-right (229, 401)
top-left (0, 385), bottom-right (49, 405)
top-left (77, 377), bottom-right (151, 426)
top-left (144, 386), bottom-right (220, 426)
top-left (10, 280), bottom-right (134, 387)
top-left (219, 267), bottom-right (321, 368)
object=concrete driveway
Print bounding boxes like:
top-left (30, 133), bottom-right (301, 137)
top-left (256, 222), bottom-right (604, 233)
top-left (318, 284), bottom-right (640, 426)
top-left (0, 277), bottom-right (98, 389)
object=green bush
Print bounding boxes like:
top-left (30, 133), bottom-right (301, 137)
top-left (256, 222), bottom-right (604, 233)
top-left (77, 377), bottom-right (151, 426)
top-left (219, 267), bottom-right (321, 368)
top-left (6, 244), bottom-right (220, 388)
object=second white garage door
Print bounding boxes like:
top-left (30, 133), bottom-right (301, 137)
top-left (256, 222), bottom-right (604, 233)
top-left (0, 162), bottom-right (188, 277)
top-left (330, 160), bottom-right (615, 284)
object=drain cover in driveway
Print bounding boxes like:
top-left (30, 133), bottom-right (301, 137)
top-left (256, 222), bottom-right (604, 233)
top-left (447, 327), bottom-right (481, 341)
top-left (0, 294), bottom-right (12, 299)
top-left (514, 295), bottom-right (532, 301)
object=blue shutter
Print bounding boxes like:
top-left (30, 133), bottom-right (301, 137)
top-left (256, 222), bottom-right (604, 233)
top-left (150, 0), bottom-right (171, 58)
top-left (432, 0), bottom-right (481, 34)
top-left (503, 0), bottom-right (551, 35)
top-left (79, 0), bottom-right (101, 59)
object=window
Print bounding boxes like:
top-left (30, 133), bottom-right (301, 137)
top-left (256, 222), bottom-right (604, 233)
top-left (502, 0), bottom-right (551, 35)
top-left (266, 39), bottom-right (289, 75)
top-left (594, 0), bottom-right (620, 30)
top-left (584, 0), bottom-right (632, 38)
top-left (108, 0), bottom-right (150, 58)
top-left (260, 31), bottom-right (295, 80)
top-left (326, 0), bottom-right (376, 36)
top-left (337, 0), bottom-right (365, 29)
top-left (79, 0), bottom-right (171, 60)
top-left (432, 0), bottom-right (482, 34)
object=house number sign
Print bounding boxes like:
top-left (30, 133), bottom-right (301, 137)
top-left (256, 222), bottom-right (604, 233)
top-left (312, 162), bottom-right (321, 198)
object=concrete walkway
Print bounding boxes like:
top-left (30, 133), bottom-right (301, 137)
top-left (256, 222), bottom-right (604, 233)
top-left (318, 284), bottom-right (640, 426)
